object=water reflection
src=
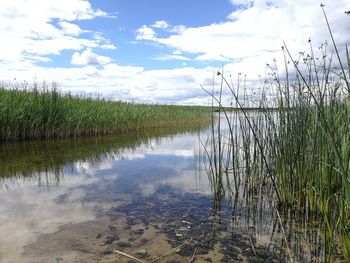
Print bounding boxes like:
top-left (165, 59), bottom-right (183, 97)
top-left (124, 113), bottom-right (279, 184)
top-left (0, 118), bottom-right (332, 262)
top-left (0, 124), bottom-right (209, 263)
top-left (0, 125), bottom-right (204, 187)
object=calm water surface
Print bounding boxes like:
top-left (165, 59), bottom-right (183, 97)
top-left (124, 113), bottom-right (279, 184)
top-left (0, 123), bottom-right (325, 263)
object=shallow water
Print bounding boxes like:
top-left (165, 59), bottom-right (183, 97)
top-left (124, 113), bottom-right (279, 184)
top-left (0, 123), bottom-right (330, 263)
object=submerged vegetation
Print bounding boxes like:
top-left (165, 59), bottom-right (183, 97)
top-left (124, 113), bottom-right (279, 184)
top-left (203, 6), bottom-right (350, 262)
top-left (0, 84), bottom-right (210, 142)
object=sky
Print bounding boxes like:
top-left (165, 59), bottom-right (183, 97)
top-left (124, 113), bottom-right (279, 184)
top-left (0, 0), bottom-right (349, 105)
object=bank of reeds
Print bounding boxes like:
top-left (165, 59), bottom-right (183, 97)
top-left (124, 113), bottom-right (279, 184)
top-left (0, 83), bottom-right (210, 142)
top-left (204, 6), bottom-right (350, 262)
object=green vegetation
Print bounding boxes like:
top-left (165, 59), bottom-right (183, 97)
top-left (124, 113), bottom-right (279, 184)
top-left (0, 84), bottom-right (210, 142)
top-left (204, 6), bottom-right (350, 262)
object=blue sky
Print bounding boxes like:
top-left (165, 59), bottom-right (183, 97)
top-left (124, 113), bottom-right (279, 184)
top-left (44, 0), bottom-right (235, 70)
top-left (0, 0), bottom-right (349, 105)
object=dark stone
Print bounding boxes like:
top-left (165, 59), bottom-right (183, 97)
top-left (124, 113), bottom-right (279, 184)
top-left (117, 241), bottom-right (132, 248)
top-left (103, 235), bottom-right (119, 245)
top-left (133, 228), bottom-right (145, 235)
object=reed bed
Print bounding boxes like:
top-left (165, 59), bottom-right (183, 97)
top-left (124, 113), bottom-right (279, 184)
top-left (203, 6), bottom-right (350, 262)
top-left (0, 83), bottom-right (210, 142)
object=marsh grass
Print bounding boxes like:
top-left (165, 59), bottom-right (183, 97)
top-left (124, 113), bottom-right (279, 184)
top-left (203, 6), bottom-right (350, 261)
top-left (0, 83), bottom-right (211, 142)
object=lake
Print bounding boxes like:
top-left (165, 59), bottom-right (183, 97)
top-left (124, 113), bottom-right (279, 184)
top-left (0, 119), bottom-right (329, 263)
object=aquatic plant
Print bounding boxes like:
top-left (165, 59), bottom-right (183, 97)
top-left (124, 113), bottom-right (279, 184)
top-left (0, 83), bottom-right (211, 142)
top-left (204, 5), bottom-right (350, 262)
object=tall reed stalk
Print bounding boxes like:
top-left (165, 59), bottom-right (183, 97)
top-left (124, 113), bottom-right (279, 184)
top-left (203, 5), bottom-right (350, 261)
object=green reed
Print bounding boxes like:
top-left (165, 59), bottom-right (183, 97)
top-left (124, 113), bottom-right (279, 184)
top-left (204, 6), bottom-right (350, 261)
top-left (0, 83), bottom-right (210, 142)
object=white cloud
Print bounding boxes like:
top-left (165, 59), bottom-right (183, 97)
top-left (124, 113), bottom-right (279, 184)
top-left (2, 0), bottom-right (350, 106)
top-left (126, 67), bottom-right (217, 104)
top-left (195, 54), bottom-right (230, 62)
top-left (153, 54), bottom-right (190, 61)
top-left (58, 21), bottom-right (82, 36)
top-left (71, 48), bottom-right (112, 65)
top-left (136, 23), bottom-right (186, 40)
top-left (100, 63), bottom-right (144, 78)
top-left (0, 0), bottom-right (107, 21)
top-left (152, 20), bottom-right (169, 29)
top-left (0, 0), bottom-right (114, 63)
top-left (136, 0), bottom-right (350, 75)
top-left (100, 44), bottom-right (117, 50)
top-left (0, 61), bottom-right (219, 105)
top-left (136, 25), bottom-right (156, 40)
top-left (169, 25), bottom-right (186, 34)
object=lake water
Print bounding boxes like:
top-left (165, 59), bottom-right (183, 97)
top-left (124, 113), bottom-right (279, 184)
top-left (0, 121), bottom-right (328, 263)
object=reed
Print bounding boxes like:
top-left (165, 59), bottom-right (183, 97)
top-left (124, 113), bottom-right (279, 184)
top-left (0, 83), bottom-right (211, 142)
top-left (204, 5), bottom-right (350, 261)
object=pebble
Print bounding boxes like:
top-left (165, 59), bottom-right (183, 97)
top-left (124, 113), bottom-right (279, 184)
top-left (103, 235), bottom-right (119, 245)
top-left (133, 228), bottom-right (145, 235)
top-left (117, 241), bottom-right (132, 248)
